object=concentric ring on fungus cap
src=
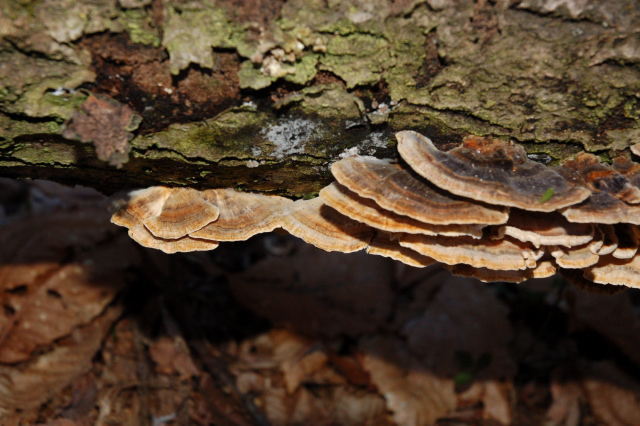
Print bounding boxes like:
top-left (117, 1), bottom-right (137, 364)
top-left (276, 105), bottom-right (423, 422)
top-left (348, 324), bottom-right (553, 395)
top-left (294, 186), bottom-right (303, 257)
top-left (110, 186), bottom-right (172, 228)
top-left (280, 197), bottom-right (375, 253)
top-left (330, 156), bottom-right (508, 225)
top-left (396, 130), bottom-right (591, 212)
top-left (129, 224), bottom-right (219, 254)
top-left (143, 188), bottom-right (220, 239)
top-left (320, 182), bottom-right (485, 238)
top-left (191, 189), bottom-right (293, 242)
top-left (398, 234), bottom-right (544, 271)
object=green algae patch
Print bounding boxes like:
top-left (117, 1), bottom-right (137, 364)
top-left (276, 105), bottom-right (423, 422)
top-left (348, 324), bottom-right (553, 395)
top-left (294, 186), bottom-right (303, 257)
top-left (133, 108), bottom-right (271, 162)
top-left (238, 62), bottom-right (276, 90)
top-left (275, 84), bottom-right (365, 120)
top-left (119, 8), bottom-right (161, 47)
top-left (162, 1), bottom-right (245, 75)
top-left (0, 114), bottom-right (61, 141)
top-left (11, 142), bottom-right (76, 166)
top-left (284, 53), bottom-right (319, 85)
top-left (320, 34), bottom-right (392, 88)
top-left (384, 3), bottom-right (640, 152)
top-left (0, 51), bottom-right (94, 119)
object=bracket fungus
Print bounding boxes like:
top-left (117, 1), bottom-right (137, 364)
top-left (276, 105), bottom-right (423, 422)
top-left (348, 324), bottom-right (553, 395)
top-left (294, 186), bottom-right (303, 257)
top-left (560, 155), bottom-right (640, 225)
top-left (143, 188), bottom-right (220, 239)
top-left (110, 131), bottom-right (640, 290)
top-left (396, 131), bottom-right (591, 212)
top-left (280, 197), bottom-right (374, 253)
top-left (192, 189), bottom-right (293, 241)
top-left (330, 157), bottom-right (509, 225)
top-left (319, 182), bottom-right (484, 238)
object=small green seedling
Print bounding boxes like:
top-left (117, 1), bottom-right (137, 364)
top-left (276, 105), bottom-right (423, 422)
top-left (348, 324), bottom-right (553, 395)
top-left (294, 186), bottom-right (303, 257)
top-left (454, 350), bottom-right (493, 386)
top-left (539, 187), bottom-right (555, 203)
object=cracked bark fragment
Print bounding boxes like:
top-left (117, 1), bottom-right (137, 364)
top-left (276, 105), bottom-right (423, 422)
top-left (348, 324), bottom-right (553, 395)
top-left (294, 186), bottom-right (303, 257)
top-left (62, 93), bottom-right (142, 168)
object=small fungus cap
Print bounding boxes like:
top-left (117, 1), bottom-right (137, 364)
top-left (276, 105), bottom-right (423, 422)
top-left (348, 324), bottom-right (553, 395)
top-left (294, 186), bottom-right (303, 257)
top-left (398, 234), bottom-right (544, 271)
top-left (129, 224), bottom-right (219, 254)
top-left (143, 188), bottom-right (219, 239)
top-left (110, 186), bottom-right (172, 228)
top-left (610, 224), bottom-right (640, 260)
top-left (192, 189), bottom-right (293, 241)
top-left (280, 197), bottom-right (374, 253)
top-left (494, 209), bottom-right (594, 248)
top-left (445, 261), bottom-right (556, 284)
top-left (320, 182), bottom-right (484, 238)
top-left (331, 156), bottom-right (508, 225)
top-left (366, 233), bottom-right (435, 267)
top-left (584, 253), bottom-right (640, 289)
top-left (396, 131), bottom-right (591, 212)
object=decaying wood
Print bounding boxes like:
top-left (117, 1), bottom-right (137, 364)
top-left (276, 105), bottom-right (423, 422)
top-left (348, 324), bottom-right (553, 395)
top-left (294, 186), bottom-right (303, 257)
top-left (1, 0), bottom-right (640, 197)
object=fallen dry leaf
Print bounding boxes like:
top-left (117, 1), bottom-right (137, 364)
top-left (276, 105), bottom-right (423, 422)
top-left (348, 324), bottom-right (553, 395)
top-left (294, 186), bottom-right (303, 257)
top-left (360, 335), bottom-right (457, 426)
top-left (547, 373), bottom-right (582, 426)
top-left (148, 336), bottom-right (199, 381)
top-left (580, 361), bottom-right (640, 426)
top-left (0, 222), bottom-right (136, 363)
top-left (231, 329), bottom-right (389, 425)
top-left (0, 304), bottom-right (122, 416)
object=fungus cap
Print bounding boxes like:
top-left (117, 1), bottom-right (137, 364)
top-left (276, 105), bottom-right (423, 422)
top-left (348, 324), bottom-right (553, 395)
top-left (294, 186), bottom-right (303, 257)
top-left (143, 188), bottom-right (219, 239)
top-left (398, 234), bottom-right (544, 271)
top-left (191, 189), bottom-right (293, 241)
top-left (397, 131), bottom-right (591, 212)
top-left (366, 233), bottom-right (435, 267)
top-left (584, 253), bottom-right (640, 289)
top-left (280, 197), bottom-right (374, 253)
top-left (320, 182), bottom-right (484, 238)
top-left (561, 190), bottom-right (640, 225)
top-left (612, 156), bottom-right (640, 203)
top-left (494, 209), bottom-right (594, 248)
top-left (110, 186), bottom-right (172, 228)
top-left (565, 153), bottom-right (640, 205)
top-left (331, 156), bottom-right (508, 225)
top-left (549, 233), bottom-right (603, 269)
top-left (611, 224), bottom-right (640, 260)
top-left (129, 224), bottom-right (219, 254)
top-left (595, 225), bottom-right (618, 256)
top-left (445, 261), bottom-right (556, 284)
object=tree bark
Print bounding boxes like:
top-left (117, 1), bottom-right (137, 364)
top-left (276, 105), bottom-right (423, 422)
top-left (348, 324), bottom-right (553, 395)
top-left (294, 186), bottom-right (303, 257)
top-left (1, 0), bottom-right (639, 196)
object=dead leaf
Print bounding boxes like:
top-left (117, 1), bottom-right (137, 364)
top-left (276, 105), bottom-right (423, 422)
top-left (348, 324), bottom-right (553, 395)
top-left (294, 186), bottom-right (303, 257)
top-left (0, 222), bottom-right (136, 364)
top-left (148, 336), bottom-right (199, 380)
top-left (360, 335), bottom-right (457, 426)
top-left (62, 93), bottom-right (141, 167)
top-left (581, 361), bottom-right (640, 426)
top-left (547, 375), bottom-right (582, 426)
top-left (0, 305), bottom-right (122, 415)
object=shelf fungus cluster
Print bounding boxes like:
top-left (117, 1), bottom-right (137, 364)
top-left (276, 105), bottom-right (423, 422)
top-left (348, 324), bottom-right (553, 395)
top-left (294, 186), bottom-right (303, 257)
top-left (110, 131), bottom-right (640, 290)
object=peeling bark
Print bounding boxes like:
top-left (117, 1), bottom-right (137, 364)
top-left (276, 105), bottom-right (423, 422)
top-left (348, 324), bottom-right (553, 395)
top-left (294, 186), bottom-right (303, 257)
top-left (1, 0), bottom-right (639, 196)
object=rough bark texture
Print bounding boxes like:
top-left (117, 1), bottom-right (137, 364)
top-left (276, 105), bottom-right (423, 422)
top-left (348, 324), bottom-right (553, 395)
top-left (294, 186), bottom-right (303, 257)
top-left (1, 0), bottom-right (640, 197)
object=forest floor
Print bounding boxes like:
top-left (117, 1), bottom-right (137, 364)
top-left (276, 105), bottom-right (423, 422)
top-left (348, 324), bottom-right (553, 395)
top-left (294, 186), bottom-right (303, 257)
top-left (1, 179), bottom-right (640, 426)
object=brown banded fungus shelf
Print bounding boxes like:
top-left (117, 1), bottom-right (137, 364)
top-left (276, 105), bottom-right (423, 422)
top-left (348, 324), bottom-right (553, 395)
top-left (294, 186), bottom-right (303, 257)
top-left (110, 131), bottom-right (640, 290)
